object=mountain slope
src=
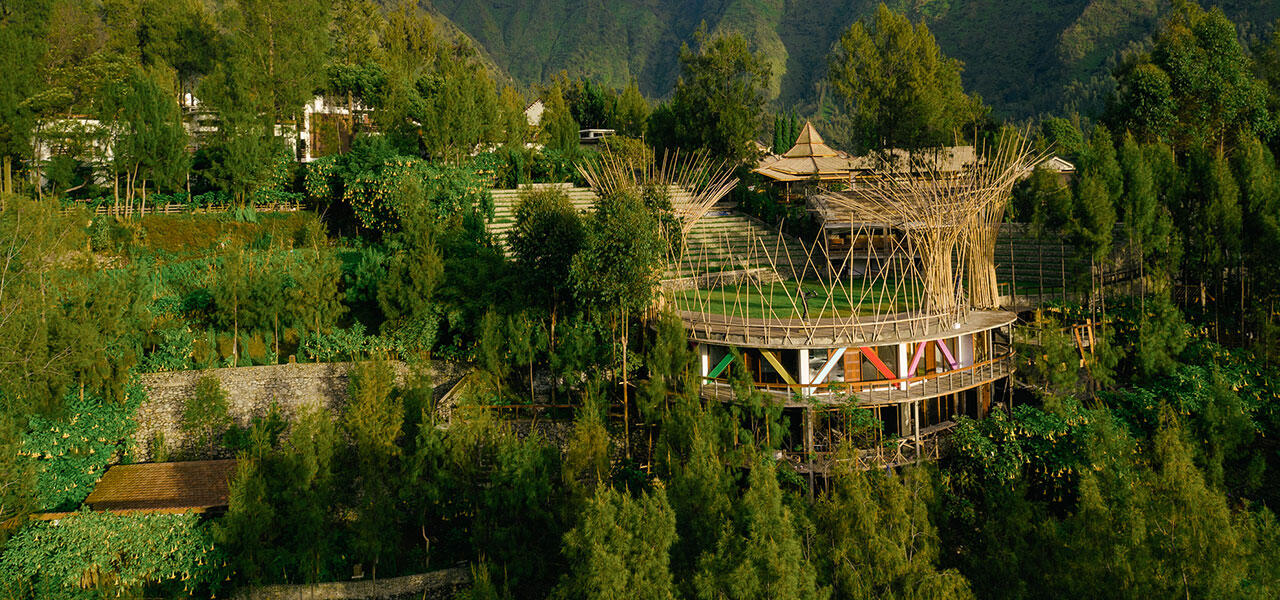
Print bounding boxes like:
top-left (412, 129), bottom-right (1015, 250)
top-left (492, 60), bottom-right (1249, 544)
top-left (424, 0), bottom-right (1280, 119)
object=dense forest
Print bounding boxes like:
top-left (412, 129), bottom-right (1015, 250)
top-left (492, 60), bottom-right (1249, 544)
top-left (3, 0), bottom-right (1280, 599)
top-left (425, 0), bottom-right (1280, 118)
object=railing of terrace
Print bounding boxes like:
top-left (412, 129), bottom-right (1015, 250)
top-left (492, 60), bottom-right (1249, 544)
top-left (700, 351), bottom-right (1014, 406)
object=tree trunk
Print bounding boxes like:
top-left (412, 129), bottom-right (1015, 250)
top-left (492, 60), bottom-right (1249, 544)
top-left (621, 312), bottom-right (630, 460)
top-left (233, 302), bottom-right (239, 365)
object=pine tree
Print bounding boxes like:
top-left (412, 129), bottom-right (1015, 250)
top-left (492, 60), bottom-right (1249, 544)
top-left (815, 465), bottom-right (973, 599)
top-left (1143, 411), bottom-right (1249, 598)
top-left (344, 360), bottom-right (403, 579)
top-left (693, 463), bottom-right (827, 600)
top-left (543, 81), bottom-right (580, 156)
top-left (828, 4), bottom-right (984, 151)
top-left (555, 485), bottom-right (678, 600)
top-left (612, 80), bottom-right (650, 138)
top-left (659, 27), bottom-right (770, 163)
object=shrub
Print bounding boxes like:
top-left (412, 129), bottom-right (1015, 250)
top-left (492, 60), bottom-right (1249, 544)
top-left (181, 375), bottom-right (232, 458)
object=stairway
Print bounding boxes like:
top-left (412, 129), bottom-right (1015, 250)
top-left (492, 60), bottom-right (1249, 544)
top-left (487, 183), bottom-right (598, 252)
top-left (485, 184), bottom-right (813, 283)
top-left (667, 200), bottom-right (813, 281)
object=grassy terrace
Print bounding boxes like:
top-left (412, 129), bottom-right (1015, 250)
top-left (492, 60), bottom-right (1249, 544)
top-left (672, 279), bottom-right (921, 319)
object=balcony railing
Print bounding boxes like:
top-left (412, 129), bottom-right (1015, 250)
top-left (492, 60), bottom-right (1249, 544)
top-left (700, 351), bottom-right (1014, 406)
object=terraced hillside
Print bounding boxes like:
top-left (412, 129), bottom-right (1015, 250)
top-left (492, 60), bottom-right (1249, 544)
top-left (485, 184), bottom-right (813, 282)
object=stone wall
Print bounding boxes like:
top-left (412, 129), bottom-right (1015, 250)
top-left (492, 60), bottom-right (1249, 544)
top-left (232, 567), bottom-right (470, 600)
top-left (135, 361), bottom-right (465, 461)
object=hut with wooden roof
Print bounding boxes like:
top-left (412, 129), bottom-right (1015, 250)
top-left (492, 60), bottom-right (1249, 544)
top-left (753, 122), bottom-right (867, 196)
top-left (81, 459), bottom-right (238, 515)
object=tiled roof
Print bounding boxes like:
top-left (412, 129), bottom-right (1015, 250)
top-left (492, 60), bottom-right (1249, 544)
top-left (83, 459), bottom-right (238, 513)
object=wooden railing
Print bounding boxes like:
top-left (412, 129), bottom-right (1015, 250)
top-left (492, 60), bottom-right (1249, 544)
top-left (703, 351), bottom-right (1014, 405)
top-left (783, 420), bottom-right (957, 472)
top-left (678, 305), bottom-right (972, 347)
top-left (59, 201), bottom-right (303, 217)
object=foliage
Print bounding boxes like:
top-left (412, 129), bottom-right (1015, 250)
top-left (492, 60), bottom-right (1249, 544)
top-left (181, 375), bottom-right (232, 458)
top-left (321, 156), bottom-right (494, 235)
top-left (653, 28), bottom-right (770, 164)
top-left (215, 406), bottom-right (340, 585)
top-left (509, 187), bottom-right (585, 308)
top-left (570, 190), bottom-right (666, 314)
top-left (1107, 1), bottom-right (1272, 150)
top-left (96, 67), bottom-right (189, 201)
top-left (0, 511), bottom-right (224, 600)
top-left (542, 81), bottom-right (580, 156)
top-left (299, 323), bottom-right (407, 362)
top-left (828, 4), bottom-right (985, 152)
top-left (345, 360), bottom-right (403, 573)
top-left (814, 465), bottom-right (973, 599)
top-left (692, 461), bottom-right (826, 600)
top-left (555, 484), bottom-right (678, 600)
top-left (20, 385), bottom-right (144, 512)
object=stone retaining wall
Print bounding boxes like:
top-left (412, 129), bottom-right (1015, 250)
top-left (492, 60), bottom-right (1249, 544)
top-left (233, 567), bottom-right (470, 600)
top-left (135, 361), bottom-right (464, 461)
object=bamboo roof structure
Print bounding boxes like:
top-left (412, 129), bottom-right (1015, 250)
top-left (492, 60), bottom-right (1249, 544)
top-left (665, 131), bottom-right (1040, 348)
top-left (755, 122), bottom-right (982, 184)
top-left (754, 122), bottom-right (867, 182)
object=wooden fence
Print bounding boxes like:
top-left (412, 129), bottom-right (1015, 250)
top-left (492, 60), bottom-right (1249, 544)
top-left (997, 223), bottom-right (1139, 306)
top-left (59, 200), bottom-right (304, 217)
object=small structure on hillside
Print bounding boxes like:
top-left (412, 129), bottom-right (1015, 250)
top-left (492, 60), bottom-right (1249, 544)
top-left (81, 459), bottom-right (238, 514)
top-left (754, 121), bottom-right (985, 203)
top-left (578, 128), bottom-right (615, 145)
top-left (524, 100), bottom-right (545, 127)
top-left (753, 122), bottom-right (864, 199)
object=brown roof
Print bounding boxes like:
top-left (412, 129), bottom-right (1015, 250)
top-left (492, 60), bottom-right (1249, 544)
top-left (83, 459), bottom-right (238, 514)
top-left (755, 122), bottom-right (869, 182)
top-left (784, 122), bottom-right (840, 158)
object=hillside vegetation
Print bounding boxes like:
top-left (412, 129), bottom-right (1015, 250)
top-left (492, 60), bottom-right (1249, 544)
top-left (426, 0), bottom-right (1280, 117)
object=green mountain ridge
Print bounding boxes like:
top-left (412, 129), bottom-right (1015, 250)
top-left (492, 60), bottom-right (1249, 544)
top-left (422, 0), bottom-right (1280, 118)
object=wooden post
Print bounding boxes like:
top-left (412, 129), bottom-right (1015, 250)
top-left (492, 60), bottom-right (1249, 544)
top-left (1038, 241), bottom-right (1044, 303)
top-left (622, 315), bottom-right (630, 461)
top-left (913, 401), bottom-right (921, 464)
top-left (1009, 232), bottom-right (1016, 306)
top-left (1060, 241), bottom-right (1067, 303)
top-left (805, 407), bottom-right (815, 497)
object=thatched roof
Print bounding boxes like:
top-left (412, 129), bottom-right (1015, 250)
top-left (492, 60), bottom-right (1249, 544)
top-left (783, 122), bottom-right (840, 158)
top-left (755, 122), bottom-right (866, 182)
top-left (755, 122), bottom-right (980, 183)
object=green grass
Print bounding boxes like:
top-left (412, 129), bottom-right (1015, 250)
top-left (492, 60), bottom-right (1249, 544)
top-left (673, 278), bottom-right (920, 319)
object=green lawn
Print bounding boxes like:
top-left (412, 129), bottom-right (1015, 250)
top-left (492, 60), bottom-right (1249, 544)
top-left (673, 278), bottom-right (920, 319)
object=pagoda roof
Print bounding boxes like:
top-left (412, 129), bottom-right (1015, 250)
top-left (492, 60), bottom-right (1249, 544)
top-left (783, 122), bottom-right (841, 158)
